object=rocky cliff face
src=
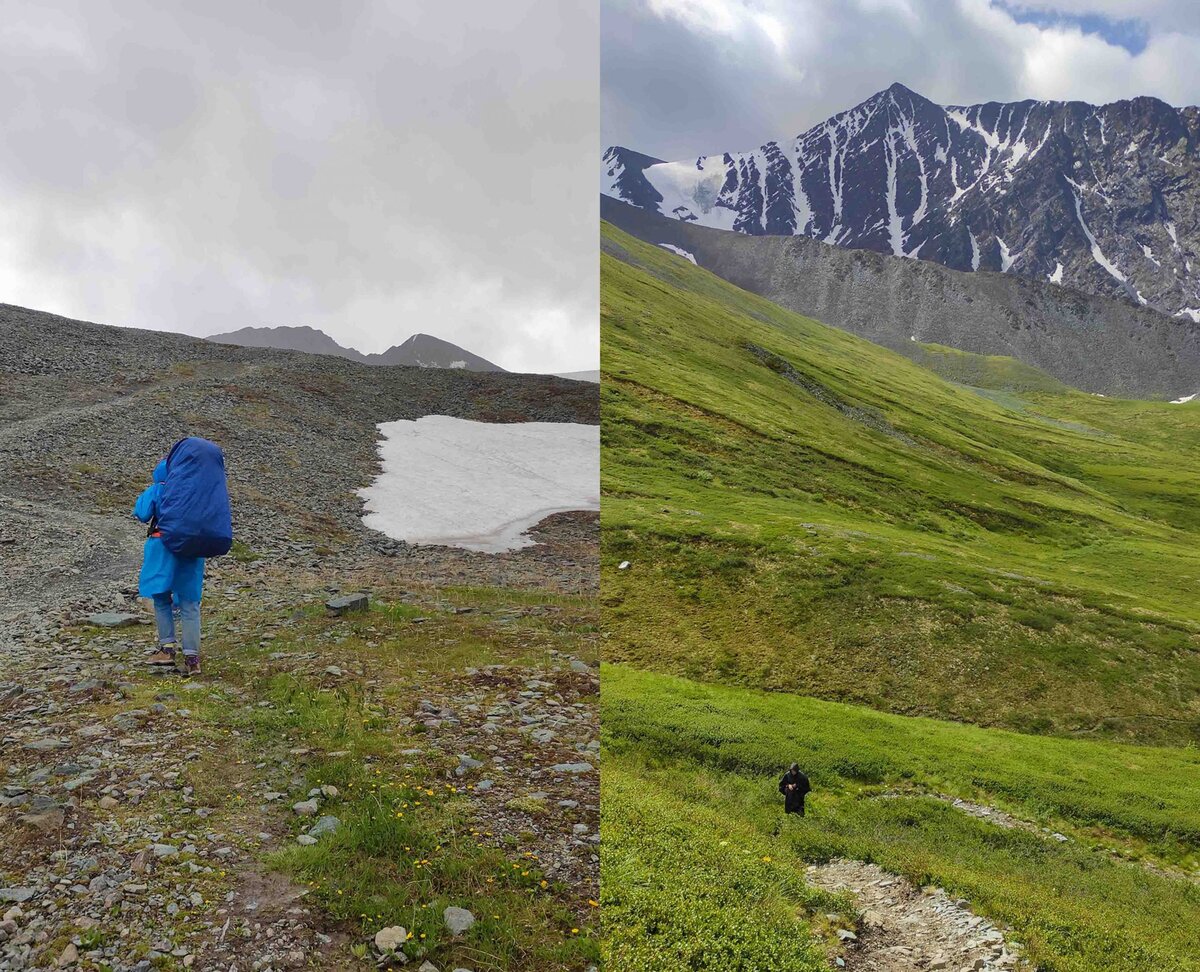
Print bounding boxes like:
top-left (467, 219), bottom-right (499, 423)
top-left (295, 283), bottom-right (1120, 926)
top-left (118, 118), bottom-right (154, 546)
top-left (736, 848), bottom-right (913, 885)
top-left (603, 83), bottom-right (1200, 321)
top-left (602, 197), bottom-right (1200, 400)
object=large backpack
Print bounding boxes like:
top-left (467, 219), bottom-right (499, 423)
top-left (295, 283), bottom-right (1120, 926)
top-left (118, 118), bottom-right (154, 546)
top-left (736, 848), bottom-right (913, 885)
top-left (157, 437), bottom-right (233, 558)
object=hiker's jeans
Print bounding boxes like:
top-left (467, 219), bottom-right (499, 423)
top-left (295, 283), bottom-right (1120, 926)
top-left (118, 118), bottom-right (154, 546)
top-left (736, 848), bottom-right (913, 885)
top-left (152, 594), bottom-right (201, 658)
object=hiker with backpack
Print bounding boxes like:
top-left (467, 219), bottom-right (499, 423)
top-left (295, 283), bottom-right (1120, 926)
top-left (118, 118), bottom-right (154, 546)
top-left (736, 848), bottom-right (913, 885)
top-left (133, 437), bottom-right (233, 676)
top-left (779, 763), bottom-right (811, 816)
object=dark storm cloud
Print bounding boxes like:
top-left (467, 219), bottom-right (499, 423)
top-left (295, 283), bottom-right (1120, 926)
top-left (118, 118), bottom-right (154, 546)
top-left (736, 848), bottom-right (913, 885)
top-left (602, 0), bottom-right (1200, 162)
top-left (0, 0), bottom-right (597, 372)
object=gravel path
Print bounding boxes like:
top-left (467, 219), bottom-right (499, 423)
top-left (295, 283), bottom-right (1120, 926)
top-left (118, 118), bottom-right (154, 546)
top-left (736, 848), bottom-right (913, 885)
top-left (807, 860), bottom-right (1028, 972)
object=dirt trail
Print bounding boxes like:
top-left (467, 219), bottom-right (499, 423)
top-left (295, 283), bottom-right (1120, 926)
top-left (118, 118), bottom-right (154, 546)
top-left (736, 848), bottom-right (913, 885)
top-left (807, 860), bottom-right (1027, 972)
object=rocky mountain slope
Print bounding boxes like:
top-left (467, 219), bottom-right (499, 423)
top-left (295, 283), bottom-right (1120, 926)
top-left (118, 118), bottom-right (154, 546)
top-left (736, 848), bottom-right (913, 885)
top-left (207, 324), bottom-right (505, 371)
top-left (602, 196), bottom-right (1200, 399)
top-left (0, 301), bottom-right (599, 970)
top-left (603, 82), bottom-right (1200, 321)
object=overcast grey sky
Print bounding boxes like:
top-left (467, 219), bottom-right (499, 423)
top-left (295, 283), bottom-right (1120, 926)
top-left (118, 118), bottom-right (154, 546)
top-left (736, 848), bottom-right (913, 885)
top-left (603, 0), bottom-right (1200, 160)
top-left (0, 1), bottom-right (597, 373)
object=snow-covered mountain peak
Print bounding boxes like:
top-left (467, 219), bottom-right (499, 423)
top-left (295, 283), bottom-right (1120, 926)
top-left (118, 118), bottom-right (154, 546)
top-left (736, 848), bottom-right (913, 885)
top-left (603, 85), bottom-right (1200, 318)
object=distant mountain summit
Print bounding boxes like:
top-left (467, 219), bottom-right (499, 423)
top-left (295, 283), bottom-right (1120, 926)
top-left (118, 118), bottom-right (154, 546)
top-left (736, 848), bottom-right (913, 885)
top-left (206, 325), bottom-right (504, 371)
top-left (603, 82), bottom-right (1200, 319)
top-left (378, 333), bottom-right (503, 371)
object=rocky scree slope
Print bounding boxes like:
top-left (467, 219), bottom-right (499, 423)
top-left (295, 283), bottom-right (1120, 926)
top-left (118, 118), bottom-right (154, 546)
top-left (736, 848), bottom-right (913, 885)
top-left (0, 302), bottom-right (600, 970)
top-left (0, 301), bottom-right (593, 578)
top-left (602, 197), bottom-right (1200, 398)
top-left (604, 82), bottom-right (1200, 320)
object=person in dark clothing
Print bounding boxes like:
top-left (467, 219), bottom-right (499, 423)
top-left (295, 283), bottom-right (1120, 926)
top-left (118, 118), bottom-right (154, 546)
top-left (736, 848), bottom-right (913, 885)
top-left (779, 763), bottom-right (810, 815)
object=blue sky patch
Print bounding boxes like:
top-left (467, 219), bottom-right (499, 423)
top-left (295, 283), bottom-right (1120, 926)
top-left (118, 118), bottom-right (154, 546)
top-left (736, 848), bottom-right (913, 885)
top-left (993, 2), bottom-right (1150, 55)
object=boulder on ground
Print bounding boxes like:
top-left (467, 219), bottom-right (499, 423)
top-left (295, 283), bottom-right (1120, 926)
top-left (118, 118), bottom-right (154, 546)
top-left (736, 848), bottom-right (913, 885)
top-left (374, 925), bottom-right (408, 952)
top-left (308, 815), bottom-right (341, 838)
top-left (86, 612), bottom-right (141, 628)
top-left (326, 593), bottom-right (369, 615)
top-left (443, 906), bottom-right (476, 936)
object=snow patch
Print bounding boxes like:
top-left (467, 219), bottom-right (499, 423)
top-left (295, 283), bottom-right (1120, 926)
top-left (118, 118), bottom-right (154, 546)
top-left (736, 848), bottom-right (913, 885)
top-left (969, 232), bottom-right (980, 271)
top-left (657, 243), bottom-right (697, 264)
top-left (883, 127), bottom-right (905, 256)
top-left (1175, 307), bottom-right (1200, 323)
top-left (449, 360), bottom-right (467, 369)
top-left (642, 158), bottom-right (738, 231)
top-left (1172, 393), bottom-right (1197, 404)
top-left (358, 417), bottom-right (599, 553)
top-left (1049, 262), bottom-right (1063, 284)
top-left (1069, 188), bottom-right (1128, 287)
top-left (997, 237), bottom-right (1016, 272)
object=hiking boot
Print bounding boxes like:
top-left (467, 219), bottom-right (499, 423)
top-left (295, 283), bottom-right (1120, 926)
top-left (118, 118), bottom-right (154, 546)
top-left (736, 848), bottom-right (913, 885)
top-left (183, 656), bottom-right (201, 677)
top-left (146, 644), bottom-right (178, 666)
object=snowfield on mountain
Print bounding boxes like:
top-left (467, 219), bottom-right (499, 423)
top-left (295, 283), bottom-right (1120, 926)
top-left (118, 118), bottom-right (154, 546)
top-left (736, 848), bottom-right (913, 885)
top-left (358, 416), bottom-right (600, 552)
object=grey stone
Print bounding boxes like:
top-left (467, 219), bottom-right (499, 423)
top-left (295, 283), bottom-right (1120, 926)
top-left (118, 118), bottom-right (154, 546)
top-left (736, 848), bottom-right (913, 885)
top-left (308, 815), bottom-right (341, 838)
top-left (23, 738), bottom-right (68, 751)
top-left (455, 754), bottom-right (484, 777)
top-left (374, 925), bottom-right (408, 952)
top-left (86, 612), bottom-right (141, 628)
top-left (549, 762), bottom-right (593, 774)
top-left (325, 593), bottom-right (368, 616)
top-left (292, 798), bottom-right (320, 816)
top-left (19, 808), bottom-right (65, 832)
top-left (443, 906), bottom-right (476, 936)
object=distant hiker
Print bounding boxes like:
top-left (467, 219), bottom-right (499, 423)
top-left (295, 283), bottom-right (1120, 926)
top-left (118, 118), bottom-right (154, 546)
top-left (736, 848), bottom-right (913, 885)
top-left (779, 763), bottom-right (811, 816)
top-left (133, 437), bottom-right (233, 676)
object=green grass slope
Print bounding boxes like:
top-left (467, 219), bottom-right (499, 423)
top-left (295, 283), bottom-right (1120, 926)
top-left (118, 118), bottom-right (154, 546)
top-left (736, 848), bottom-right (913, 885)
top-left (600, 221), bottom-right (1200, 745)
top-left (602, 666), bottom-right (1200, 972)
top-left (908, 341), bottom-right (1070, 394)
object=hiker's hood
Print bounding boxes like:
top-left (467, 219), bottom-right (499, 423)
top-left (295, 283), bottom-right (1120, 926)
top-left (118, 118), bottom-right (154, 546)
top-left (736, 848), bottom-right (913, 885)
top-left (153, 459), bottom-right (168, 484)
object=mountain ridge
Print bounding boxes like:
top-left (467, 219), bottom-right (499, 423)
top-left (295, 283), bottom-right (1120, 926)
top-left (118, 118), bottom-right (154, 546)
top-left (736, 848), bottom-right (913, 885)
top-left (603, 82), bottom-right (1200, 319)
top-left (206, 324), bottom-right (505, 371)
top-left (601, 196), bottom-right (1200, 399)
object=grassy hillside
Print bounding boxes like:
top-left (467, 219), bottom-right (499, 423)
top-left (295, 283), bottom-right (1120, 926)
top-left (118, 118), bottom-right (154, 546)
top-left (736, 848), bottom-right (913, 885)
top-left (600, 221), bottom-right (1200, 745)
top-left (908, 341), bottom-right (1070, 394)
top-left (602, 666), bottom-right (1200, 972)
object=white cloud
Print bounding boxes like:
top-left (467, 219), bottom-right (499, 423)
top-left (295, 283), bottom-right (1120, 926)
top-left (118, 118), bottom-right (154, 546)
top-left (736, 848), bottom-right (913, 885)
top-left (604, 0), bottom-right (1200, 159)
top-left (0, 1), bottom-right (598, 373)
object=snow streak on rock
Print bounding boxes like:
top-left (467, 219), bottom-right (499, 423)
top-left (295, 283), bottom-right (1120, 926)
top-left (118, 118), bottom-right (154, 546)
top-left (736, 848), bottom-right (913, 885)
top-left (657, 243), bottom-right (697, 264)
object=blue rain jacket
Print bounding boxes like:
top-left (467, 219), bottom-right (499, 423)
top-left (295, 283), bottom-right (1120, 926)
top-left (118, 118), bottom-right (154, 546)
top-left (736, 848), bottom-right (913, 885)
top-left (134, 459), bottom-right (205, 602)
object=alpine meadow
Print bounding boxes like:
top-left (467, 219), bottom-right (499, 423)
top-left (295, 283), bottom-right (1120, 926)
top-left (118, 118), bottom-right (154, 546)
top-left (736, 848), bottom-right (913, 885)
top-left (598, 222), bottom-right (1200, 971)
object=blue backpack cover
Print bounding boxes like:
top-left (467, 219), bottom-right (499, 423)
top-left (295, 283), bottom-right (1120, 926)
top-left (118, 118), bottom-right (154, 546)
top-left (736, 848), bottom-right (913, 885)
top-left (157, 437), bottom-right (233, 558)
